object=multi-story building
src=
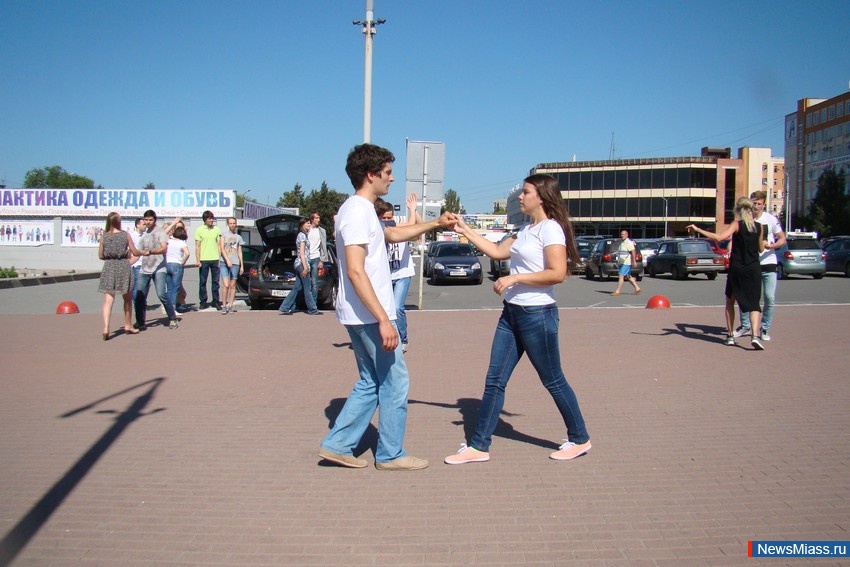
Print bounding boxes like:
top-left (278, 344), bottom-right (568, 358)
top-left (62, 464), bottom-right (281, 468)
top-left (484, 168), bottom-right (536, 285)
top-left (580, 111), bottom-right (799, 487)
top-left (509, 147), bottom-right (780, 237)
top-left (785, 92), bottom-right (850, 223)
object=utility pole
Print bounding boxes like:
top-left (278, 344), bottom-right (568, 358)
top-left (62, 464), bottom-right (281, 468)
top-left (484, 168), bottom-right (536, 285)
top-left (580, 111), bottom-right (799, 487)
top-left (353, 1), bottom-right (385, 143)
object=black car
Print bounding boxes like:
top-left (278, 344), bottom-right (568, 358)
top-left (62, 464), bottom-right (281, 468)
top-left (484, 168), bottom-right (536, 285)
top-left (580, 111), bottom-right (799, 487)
top-left (823, 236), bottom-right (850, 277)
top-left (428, 242), bottom-right (483, 284)
top-left (647, 239), bottom-right (725, 280)
top-left (585, 238), bottom-right (644, 281)
top-left (247, 214), bottom-right (338, 310)
top-left (236, 244), bottom-right (263, 294)
top-left (423, 241), bottom-right (456, 277)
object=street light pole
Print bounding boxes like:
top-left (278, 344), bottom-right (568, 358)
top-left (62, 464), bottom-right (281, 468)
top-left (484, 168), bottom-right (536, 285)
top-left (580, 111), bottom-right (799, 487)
top-left (353, 1), bottom-right (385, 143)
top-left (661, 195), bottom-right (669, 238)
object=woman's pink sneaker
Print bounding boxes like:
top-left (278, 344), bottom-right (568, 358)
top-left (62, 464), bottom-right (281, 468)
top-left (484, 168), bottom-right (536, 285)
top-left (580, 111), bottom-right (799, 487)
top-left (549, 440), bottom-right (591, 461)
top-left (444, 443), bottom-right (490, 465)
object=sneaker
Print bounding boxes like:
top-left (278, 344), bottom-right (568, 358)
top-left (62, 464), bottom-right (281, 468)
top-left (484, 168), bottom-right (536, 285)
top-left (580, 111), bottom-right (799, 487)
top-left (221, 305), bottom-right (228, 315)
top-left (375, 455), bottom-right (429, 471)
top-left (168, 320), bottom-right (178, 330)
top-left (549, 440), bottom-right (591, 461)
top-left (751, 336), bottom-right (765, 350)
top-left (724, 335), bottom-right (735, 346)
top-left (402, 342), bottom-right (408, 353)
top-left (214, 302), bottom-right (223, 311)
top-left (444, 443), bottom-right (489, 465)
top-left (761, 330), bottom-right (771, 341)
top-left (133, 322), bottom-right (147, 331)
top-left (318, 448), bottom-right (368, 468)
top-left (199, 302), bottom-right (208, 310)
top-left (732, 326), bottom-right (751, 338)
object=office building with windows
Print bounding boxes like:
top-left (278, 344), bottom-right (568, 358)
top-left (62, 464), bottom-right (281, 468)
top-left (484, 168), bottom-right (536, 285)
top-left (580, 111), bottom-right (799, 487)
top-left (784, 91), bottom-right (850, 221)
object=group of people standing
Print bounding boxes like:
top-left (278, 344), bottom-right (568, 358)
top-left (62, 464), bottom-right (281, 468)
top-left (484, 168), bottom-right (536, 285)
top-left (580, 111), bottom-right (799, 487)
top-left (278, 212), bottom-right (330, 315)
top-left (689, 190), bottom-right (786, 350)
top-left (97, 209), bottom-right (246, 339)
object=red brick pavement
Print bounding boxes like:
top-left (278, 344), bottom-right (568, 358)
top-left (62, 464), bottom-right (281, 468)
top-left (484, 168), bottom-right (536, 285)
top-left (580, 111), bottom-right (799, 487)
top-left (1, 305), bottom-right (848, 566)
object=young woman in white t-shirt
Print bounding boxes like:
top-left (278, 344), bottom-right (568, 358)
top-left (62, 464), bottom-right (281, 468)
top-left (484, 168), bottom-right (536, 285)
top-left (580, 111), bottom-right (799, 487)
top-left (445, 174), bottom-right (591, 465)
top-left (165, 225), bottom-right (190, 329)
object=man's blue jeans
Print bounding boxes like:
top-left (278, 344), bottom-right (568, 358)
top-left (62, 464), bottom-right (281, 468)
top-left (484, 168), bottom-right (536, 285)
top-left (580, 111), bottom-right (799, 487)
top-left (165, 263), bottom-right (184, 321)
top-left (198, 260), bottom-right (220, 306)
top-left (471, 302), bottom-right (589, 452)
top-left (741, 270), bottom-right (776, 331)
top-left (134, 269), bottom-right (169, 326)
top-left (320, 321), bottom-right (409, 463)
top-left (309, 257), bottom-right (321, 303)
top-left (391, 276), bottom-right (411, 345)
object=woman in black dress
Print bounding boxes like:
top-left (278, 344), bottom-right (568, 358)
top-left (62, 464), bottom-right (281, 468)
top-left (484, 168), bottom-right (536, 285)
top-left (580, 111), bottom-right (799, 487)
top-left (99, 212), bottom-right (145, 340)
top-left (689, 197), bottom-right (766, 350)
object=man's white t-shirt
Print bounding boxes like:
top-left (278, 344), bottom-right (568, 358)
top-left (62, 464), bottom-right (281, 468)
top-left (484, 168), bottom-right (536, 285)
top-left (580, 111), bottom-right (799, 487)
top-left (334, 195), bottom-right (396, 325)
top-left (756, 212), bottom-right (782, 266)
top-left (504, 219), bottom-right (566, 306)
top-left (308, 227), bottom-right (321, 261)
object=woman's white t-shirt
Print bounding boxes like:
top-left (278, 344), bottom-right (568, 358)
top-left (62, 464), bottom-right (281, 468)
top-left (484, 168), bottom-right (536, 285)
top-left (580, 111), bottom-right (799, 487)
top-left (503, 219), bottom-right (566, 306)
top-left (166, 236), bottom-right (188, 265)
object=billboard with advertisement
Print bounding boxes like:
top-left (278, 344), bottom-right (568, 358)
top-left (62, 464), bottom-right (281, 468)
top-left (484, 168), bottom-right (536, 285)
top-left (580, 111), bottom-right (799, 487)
top-left (0, 188), bottom-right (234, 218)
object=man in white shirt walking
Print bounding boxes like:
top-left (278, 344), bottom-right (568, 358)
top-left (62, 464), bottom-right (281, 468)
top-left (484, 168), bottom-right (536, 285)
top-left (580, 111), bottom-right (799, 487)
top-left (318, 143), bottom-right (456, 471)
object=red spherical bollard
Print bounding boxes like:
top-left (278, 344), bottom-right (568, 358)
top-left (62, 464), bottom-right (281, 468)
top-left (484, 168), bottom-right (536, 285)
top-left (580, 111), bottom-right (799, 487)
top-left (56, 301), bottom-right (80, 314)
top-left (645, 295), bottom-right (670, 309)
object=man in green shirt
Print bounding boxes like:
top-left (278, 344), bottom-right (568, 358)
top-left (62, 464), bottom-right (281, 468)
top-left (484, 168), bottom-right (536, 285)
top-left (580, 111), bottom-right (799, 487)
top-left (195, 210), bottom-right (223, 310)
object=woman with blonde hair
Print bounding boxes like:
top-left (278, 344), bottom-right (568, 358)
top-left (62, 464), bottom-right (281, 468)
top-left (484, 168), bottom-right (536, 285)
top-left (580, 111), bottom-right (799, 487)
top-left (689, 197), bottom-right (767, 349)
top-left (98, 212), bottom-right (145, 340)
top-left (444, 173), bottom-right (591, 464)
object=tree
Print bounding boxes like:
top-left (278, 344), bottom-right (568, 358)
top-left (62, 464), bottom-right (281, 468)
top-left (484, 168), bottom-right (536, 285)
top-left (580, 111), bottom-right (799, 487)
top-left (493, 203), bottom-right (506, 214)
top-left (304, 181), bottom-right (348, 232)
top-left (277, 183), bottom-right (306, 210)
top-left (24, 166), bottom-right (94, 189)
top-left (802, 167), bottom-right (850, 237)
top-left (442, 188), bottom-right (463, 214)
top-left (144, 182), bottom-right (155, 190)
top-left (235, 192), bottom-right (257, 208)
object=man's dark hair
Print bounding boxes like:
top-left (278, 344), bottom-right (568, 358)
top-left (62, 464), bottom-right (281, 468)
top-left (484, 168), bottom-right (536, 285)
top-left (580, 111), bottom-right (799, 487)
top-left (135, 218), bottom-right (145, 227)
top-left (345, 143), bottom-right (395, 190)
top-left (202, 210), bottom-right (215, 221)
top-left (374, 198), bottom-right (393, 216)
top-left (143, 209), bottom-right (157, 220)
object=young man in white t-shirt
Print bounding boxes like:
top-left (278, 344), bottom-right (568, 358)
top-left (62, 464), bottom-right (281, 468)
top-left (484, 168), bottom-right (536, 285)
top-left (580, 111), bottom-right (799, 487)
top-left (733, 190), bottom-right (786, 341)
top-left (318, 143), bottom-right (456, 471)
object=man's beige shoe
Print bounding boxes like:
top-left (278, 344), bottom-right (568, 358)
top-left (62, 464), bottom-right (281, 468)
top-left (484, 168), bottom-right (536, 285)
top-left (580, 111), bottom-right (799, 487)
top-left (375, 455), bottom-right (429, 471)
top-left (318, 448), bottom-right (368, 468)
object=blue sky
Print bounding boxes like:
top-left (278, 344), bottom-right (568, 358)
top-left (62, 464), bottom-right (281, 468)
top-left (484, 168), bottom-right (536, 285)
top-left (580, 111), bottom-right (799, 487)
top-left (2, 0), bottom-right (849, 214)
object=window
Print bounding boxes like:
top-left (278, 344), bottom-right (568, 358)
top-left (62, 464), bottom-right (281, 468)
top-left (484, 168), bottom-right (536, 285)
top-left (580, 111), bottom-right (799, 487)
top-left (829, 105), bottom-right (835, 120)
top-left (807, 114), bottom-right (813, 127)
top-left (821, 109), bottom-right (827, 123)
top-left (602, 170), bottom-right (615, 190)
top-left (627, 170), bottom-right (639, 189)
top-left (639, 169), bottom-right (652, 189)
top-left (839, 103), bottom-right (845, 118)
top-left (813, 112), bottom-right (819, 126)
top-left (664, 168), bottom-right (678, 189)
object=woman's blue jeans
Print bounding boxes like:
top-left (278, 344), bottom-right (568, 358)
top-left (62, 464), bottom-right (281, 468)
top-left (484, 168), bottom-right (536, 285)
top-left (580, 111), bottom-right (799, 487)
top-left (320, 321), bottom-right (409, 463)
top-left (471, 301), bottom-right (589, 452)
top-left (278, 266), bottom-right (318, 314)
top-left (391, 276), bottom-right (411, 344)
top-left (165, 263), bottom-right (183, 321)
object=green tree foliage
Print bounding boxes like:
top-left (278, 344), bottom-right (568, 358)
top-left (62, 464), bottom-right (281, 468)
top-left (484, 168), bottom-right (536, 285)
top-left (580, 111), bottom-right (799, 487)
top-left (144, 182), bottom-right (155, 190)
top-left (493, 203), bottom-right (506, 214)
top-left (277, 183), bottom-right (306, 210)
top-left (303, 181), bottom-right (348, 232)
top-left (24, 166), bottom-right (94, 189)
top-left (796, 167), bottom-right (850, 237)
top-left (442, 188), bottom-right (463, 214)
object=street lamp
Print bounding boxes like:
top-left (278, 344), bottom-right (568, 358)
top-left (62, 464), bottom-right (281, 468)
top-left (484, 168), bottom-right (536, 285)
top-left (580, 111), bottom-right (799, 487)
top-left (353, 1), bottom-right (386, 143)
top-left (661, 195), bottom-right (669, 238)
top-left (783, 165), bottom-right (795, 233)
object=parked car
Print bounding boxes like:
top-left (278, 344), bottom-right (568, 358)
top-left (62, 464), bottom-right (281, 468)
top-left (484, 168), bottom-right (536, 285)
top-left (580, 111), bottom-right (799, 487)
top-left (585, 238), bottom-right (644, 281)
top-left (633, 238), bottom-right (661, 270)
top-left (647, 239), bottom-right (725, 280)
top-left (247, 214), bottom-right (338, 310)
top-left (236, 244), bottom-right (264, 293)
top-left (423, 241), bottom-right (455, 277)
top-left (689, 237), bottom-right (730, 272)
top-left (489, 233), bottom-right (514, 276)
top-left (775, 237), bottom-right (826, 279)
top-left (429, 242), bottom-right (483, 284)
top-left (823, 236), bottom-right (850, 277)
top-left (571, 238), bottom-right (593, 274)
